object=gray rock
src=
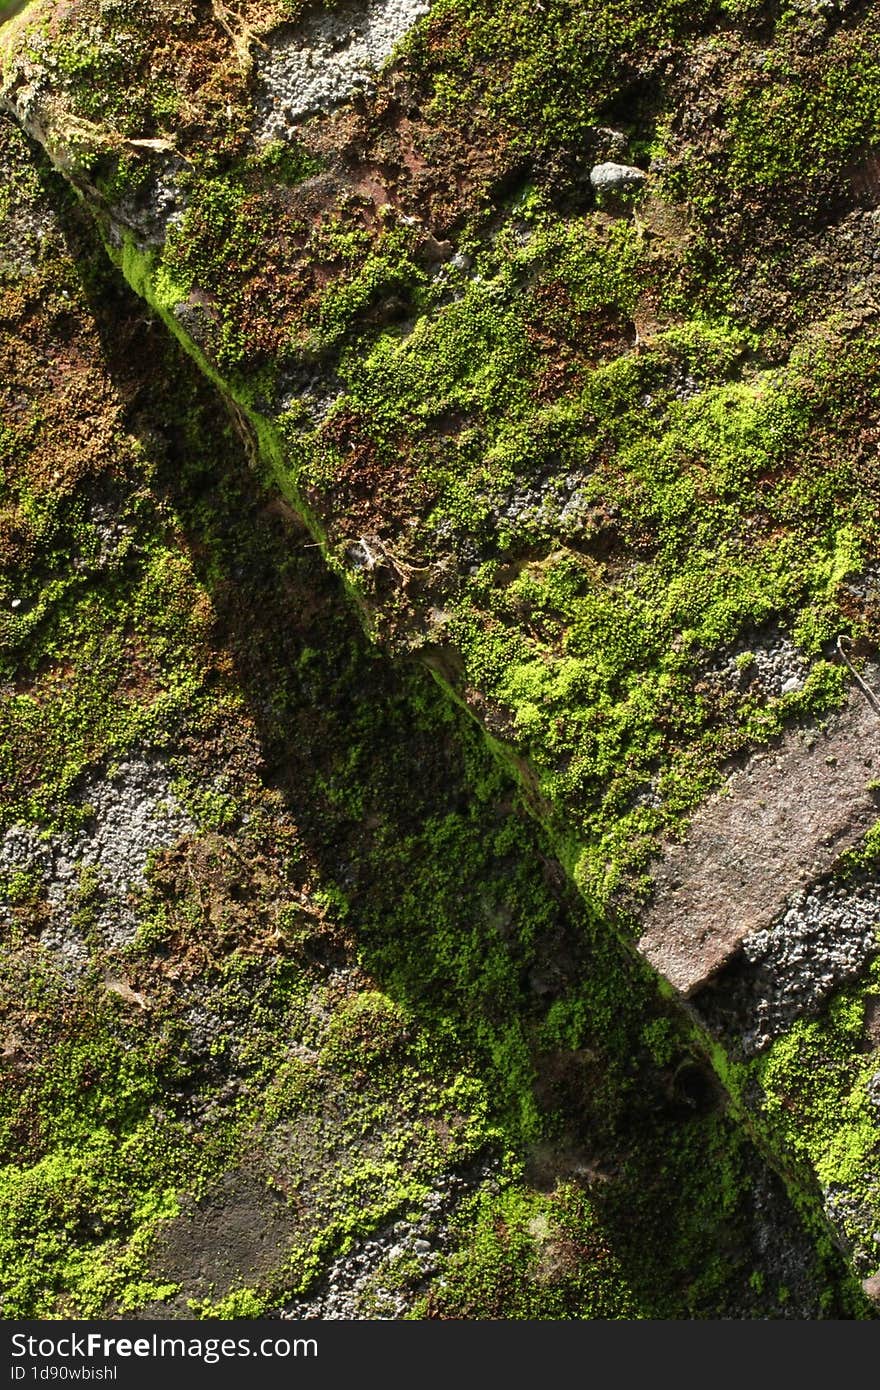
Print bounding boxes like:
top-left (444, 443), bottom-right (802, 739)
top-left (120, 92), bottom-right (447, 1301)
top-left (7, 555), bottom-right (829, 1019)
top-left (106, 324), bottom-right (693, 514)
top-left (256, 0), bottom-right (432, 141)
top-left (736, 875), bottom-right (880, 1053)
top-left (701, 623), bottom-right (810, 703)
top-left (823, 1183), bottom-right (880, 1277)
top-left (0, 755), bottom-right (194, 965)
top-left (107, 167), bottom-right (187, 252)
top-left (639, 673), bottom-right (880, 995)
top-left (278, 1161), bottom-right (497, 1319)
top-left (589, 162), bottom-right (647, 197)
top-left (694, 869), bottom-right (880, 1057)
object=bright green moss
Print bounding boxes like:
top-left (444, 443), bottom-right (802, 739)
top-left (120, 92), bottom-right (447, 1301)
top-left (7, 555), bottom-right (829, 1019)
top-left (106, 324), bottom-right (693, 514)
top-left (725, 42), bottom-right (880, 202)
top-left (412, 0), bottom-right (715, 153)
top-left (756, 965), bottom-right (880, 1274)
top-left (0, 989), bottom-right (195, 1317)
top-left (419, 1182), bottom-right (643, 1319)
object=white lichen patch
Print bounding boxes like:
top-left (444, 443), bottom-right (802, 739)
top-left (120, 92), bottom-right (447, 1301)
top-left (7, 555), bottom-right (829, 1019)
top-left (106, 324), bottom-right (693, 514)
top-left (738, 875), bottom-right (880, 1055)
top-left (278, 1162), bottom-right (498, 1319)
top-left (255, 0), bottom-right (432, 141)
top-left (702, 623), bottom-right (811, 701)
top-left (0, 757), bottom-right (193, 964)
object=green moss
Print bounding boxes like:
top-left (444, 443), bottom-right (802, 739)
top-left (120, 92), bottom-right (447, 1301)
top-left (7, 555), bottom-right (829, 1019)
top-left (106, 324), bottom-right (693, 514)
top-left (420, 1182), bottom-right (643, 1319)
top-left (410, 0), bottom-right (715, 154)
top-left (5, 0), bottom-right (880, 1320)
top-left (193, 1287), bottom-right (269, 1319)
top-left (756, 966), bottom-right (880, 1272)
top-left (725, 40), bottom-right (880, 208)
top-left (0, 987), bottom-right (194, 1316)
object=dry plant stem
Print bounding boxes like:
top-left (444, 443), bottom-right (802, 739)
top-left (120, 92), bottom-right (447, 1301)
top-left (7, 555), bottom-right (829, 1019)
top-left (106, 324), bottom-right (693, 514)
top-left (837, 635), bottom-right (880, 721)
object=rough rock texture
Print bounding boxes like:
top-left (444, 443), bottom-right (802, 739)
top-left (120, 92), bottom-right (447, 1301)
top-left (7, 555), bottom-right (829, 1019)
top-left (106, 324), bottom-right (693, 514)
top-left (0, 758), bottom-right (194, 964)
top-left (5, 0), bottom-right (880, 1319)
top-left (589, 162), bottom-right (647, 205)
top-left (256, 0), bottom-right (432, 139)
top-left (639, 678), bottom-right (880, 994)
top-left (700, 623), bottom-right (811, 703)
top-left (694, 869), bottom-right (880, 1056)
top-left (278, 1166), bottom-right (493, 1319)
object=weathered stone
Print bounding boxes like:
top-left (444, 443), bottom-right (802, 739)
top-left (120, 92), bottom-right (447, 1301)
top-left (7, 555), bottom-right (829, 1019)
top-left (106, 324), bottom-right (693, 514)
top-left (255, 0), bottom-right (433, 140)
top-left (5, 0), bottom-right (880, 1318)
top-left (639, 676), bottom-right (880, 995)
top-left (693, 868), bottom-right (880, 1055)
top-left (862, 1274), bottom-right (880, 1307)
top-left (589, 161), bottom-right (648, 197)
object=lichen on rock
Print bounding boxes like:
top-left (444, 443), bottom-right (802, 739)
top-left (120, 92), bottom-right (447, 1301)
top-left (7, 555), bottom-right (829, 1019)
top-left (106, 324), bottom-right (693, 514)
top-left (255, 0), bottom-right (433, 140)
top-left (3, 0), bottom-right (880, 1320)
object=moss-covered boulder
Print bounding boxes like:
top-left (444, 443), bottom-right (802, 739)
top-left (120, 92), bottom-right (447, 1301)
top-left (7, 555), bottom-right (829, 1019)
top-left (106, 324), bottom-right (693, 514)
top-left (3, 0), bottom-right (880, 1314)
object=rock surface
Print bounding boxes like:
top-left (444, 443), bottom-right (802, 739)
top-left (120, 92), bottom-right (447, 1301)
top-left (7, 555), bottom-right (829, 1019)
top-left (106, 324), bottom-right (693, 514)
top-left (3, 0), bottom-right (880, 1319)
top-left (0, 757), bottom-right (193, 963)
top-left (639, 676), bottom-right (880, 994)
top-left (589, 161), bottom-right (648, 196)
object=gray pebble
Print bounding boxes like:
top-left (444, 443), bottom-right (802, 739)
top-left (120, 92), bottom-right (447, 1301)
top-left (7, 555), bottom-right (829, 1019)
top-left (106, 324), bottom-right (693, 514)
top-left (589, 162), bottom-right (647, 195)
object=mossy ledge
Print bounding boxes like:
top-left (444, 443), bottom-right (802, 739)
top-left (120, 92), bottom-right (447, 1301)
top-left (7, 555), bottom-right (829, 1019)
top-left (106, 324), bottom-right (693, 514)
top-left (96, 179), bottom-right (875, 1315)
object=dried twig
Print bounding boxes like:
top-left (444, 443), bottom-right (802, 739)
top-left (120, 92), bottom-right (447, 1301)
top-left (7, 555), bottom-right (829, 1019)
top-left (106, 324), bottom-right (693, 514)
top-left (211, 0), bottom-right (269, 64)
top-left (837, 634), bottom-right (880, 720)
top-left (352, 533), bottom-right (438, 583)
